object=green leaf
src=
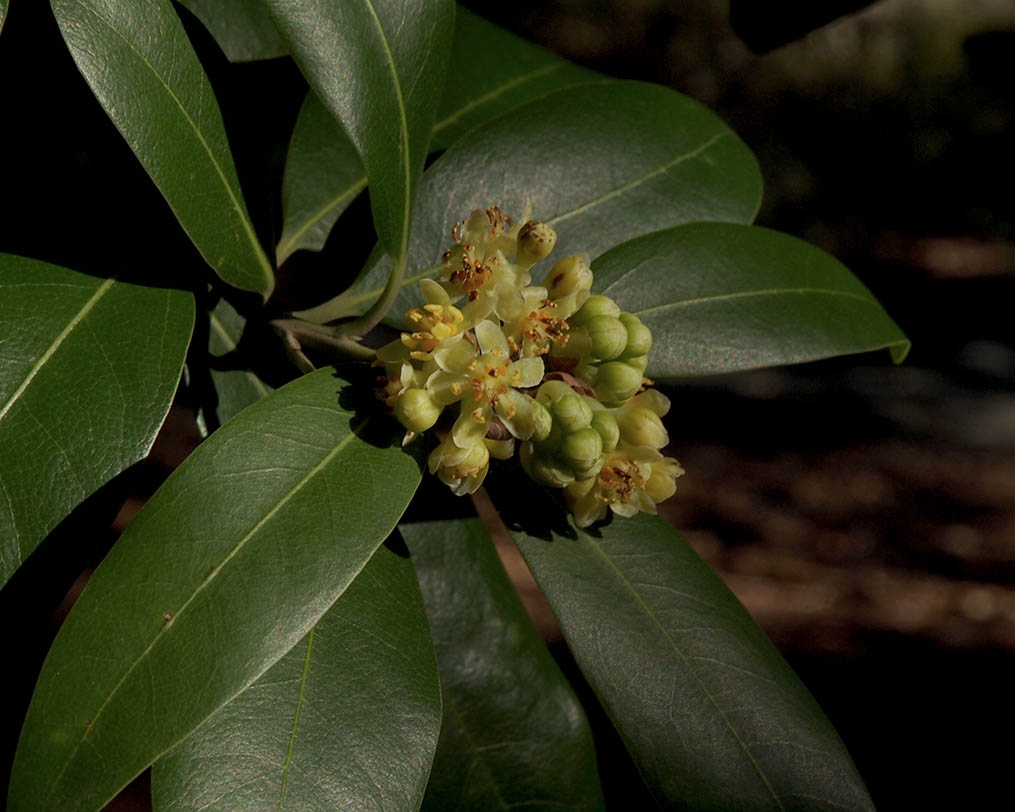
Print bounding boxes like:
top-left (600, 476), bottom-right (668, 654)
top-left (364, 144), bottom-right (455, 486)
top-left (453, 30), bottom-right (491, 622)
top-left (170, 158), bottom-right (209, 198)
top-left (0, 0), bottom-right (7, 35)
top-left (50, 0), bottom-right (274, 296)
top-left (276, 7), bottom-right (596, 263)
top-left (595, 222), bottom-right (910, 377)
top-left (402, 517), bottom-right (606, 812)
top-left (151, 539), bottom-right (441, 811)
top-left (326, 79), bottom-right (763, 326)
top-left (0, 255), bottom-right (194, 587)
top-left (276, 92), bottom-right (366, 264)
top-left (264, 0), bottom-right (455, 268)
top-left (8, 369), bottom-right (422, 812)
top-left (202, 297), bottom-right (272, 431)
top-left (499, 491), bottom-right (874, 811)
top-left (177, 0), bottom-right (287, 62)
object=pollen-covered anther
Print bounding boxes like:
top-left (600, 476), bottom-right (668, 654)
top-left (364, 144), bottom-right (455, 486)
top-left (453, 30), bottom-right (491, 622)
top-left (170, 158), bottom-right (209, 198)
top-left (485, 205), bottom-right (513, 238)
top-left (472, 407), bottom-right (486, 424)
top-left (596, 460), bottom-right (646, 504)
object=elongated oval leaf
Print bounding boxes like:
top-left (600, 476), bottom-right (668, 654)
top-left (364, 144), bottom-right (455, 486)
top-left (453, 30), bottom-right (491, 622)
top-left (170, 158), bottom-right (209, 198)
top-left (323, 80), bottom-right (763, 326)
top-left (264, 0), bottom-right (455, 267)
top-left (0, 255), bottom-right (194, 587)
top-left (8, 369), bottom-right (422, 812)
top-left (276, 7), bottom-right (597, 262)
top-left (151, 540), bottom-right (441, 811)
top-left (595, 222), bottom-right (910, 377)
top-left (50, 0), bottom-right (274, 295)
top-left (276, 92), bottom-right (366, 264)
top-left (497, 486), bottom-right (874, 811)
top-left (178, 0), bottom-right (287, 62)
top-left (403, 517), bottom-right (606, 812)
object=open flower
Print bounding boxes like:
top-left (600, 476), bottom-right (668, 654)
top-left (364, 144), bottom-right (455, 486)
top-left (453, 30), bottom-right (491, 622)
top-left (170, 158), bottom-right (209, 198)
top-left (427, 320), bottom-right (545, 448)
top-left (497, 285), bottom-right (570, 358)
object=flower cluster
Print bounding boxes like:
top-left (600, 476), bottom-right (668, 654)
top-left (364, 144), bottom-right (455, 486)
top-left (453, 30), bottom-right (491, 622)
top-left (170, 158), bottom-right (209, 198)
top-left (376, 206), bottom-right (683, 527)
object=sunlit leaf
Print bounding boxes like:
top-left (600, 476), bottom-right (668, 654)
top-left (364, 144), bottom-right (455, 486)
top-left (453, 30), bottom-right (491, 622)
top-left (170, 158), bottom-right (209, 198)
top-left (321, 80), bottom-right (762, 326)
top-left (8, 369), bottom-right (421, 812)
top-left (178, 0), bottom-right (287, 62)
top-left (498, 486), bottom-right (875, 811)
top-left (264, 0), bottom-right (455, 268)
top-left (276, 7), bottom-right (596, 262)
top-left (403, 517), bottom-right (606, 812)
top-left (50, 0), bottom-right (274, 295)
top-left (0, 255), bottom-right (193, 587)
top-left (595, 222), bottom-right (910, 377)
top-left (151, 540), bottom-right (440, 812)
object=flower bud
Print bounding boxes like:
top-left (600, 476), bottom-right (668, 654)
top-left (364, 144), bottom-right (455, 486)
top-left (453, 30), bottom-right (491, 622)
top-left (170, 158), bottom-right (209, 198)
top-left (394, 388), bottom-right (441, 434)
top-left (552, 391), bottom-right (594, 432)
top-left (614, 406), bottom-right (668, 449)
top-left (585, 315), bottom-right (629, 361)
top-left (570, 294), bottom-right (620, 327)
top-left (535, 378), bottom-right (574, 408)
top-left (560, 427), bottom-right (604, 480)
top-left (544, 254), bottom-right (592, 300)
top-left (594, 361), bottom-right (643, 407)
top-left (590, 410), bottom-right (620, 452)
top-left (530, 397), bottom-right (553, 443)
top-left (516, 220), bottom-right (557, 268)
top-left (619, 313), bottom-right (652, 358)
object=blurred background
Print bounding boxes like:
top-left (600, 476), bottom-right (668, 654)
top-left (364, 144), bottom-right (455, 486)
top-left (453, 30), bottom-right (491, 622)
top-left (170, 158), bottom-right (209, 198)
top-left (460, 0), bottom-right (1015, 808)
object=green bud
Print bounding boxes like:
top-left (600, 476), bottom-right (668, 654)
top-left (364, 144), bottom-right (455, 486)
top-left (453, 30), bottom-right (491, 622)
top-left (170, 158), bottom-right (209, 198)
top-left (624, 354), bottom-right (649, 374)
top-left (594, 362), bottom-right (643, 407)
top-left (585, 314), bottom-right (628, 360)
top-left (530, 397), bottom-right (553, 443)
top-left (552, 391), bottom-right (594, 432)
top-left (619, 312), bottom-right (652, 357)
top-left (590, 410), bottom-right (620, 452)
top-left (561, 427), bottom-right (604, 476)
top-left (535, 379), bottom-right (574, 408)
top-left (571, 294), bottom-right (620, 327)
top-left (516, 220), bottom-right (557, 267)
top-left (521, 442), bottom-right (575, 487)
top-left (614, 406), bottom-right (668, 449)
top-left (394, 388), bottom-right (441, 433)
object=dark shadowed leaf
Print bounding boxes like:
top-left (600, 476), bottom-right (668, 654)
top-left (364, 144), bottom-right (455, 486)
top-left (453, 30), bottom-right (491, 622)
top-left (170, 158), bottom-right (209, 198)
top-left (0, 255), bottom-right (193, 587)
top-left (178, 0), bottom-right (287, 62)
top-left (264, 0), bottom-right (455, 268)
top-left (402, 517), bottom-right (606, 812)
top-left (276, 92), bottom-right (366, 264)
top-left (595, 222), bottom-right (910, 377)
top-left (151, 540), bottom-right (440, 811)
top-left (276, 7), bottom-right (596, 262)
top-left (497, 485), bottom-right (875, 811)
top-left (319, 80), bottom-right (762, 326)
top-left (0, 0), bottom-right (7, 34)
top-left (7, 369), bottom-right (422, 812)
top-left (50, 0), bottom-right (274, 295)
top-left (200, 297), bottom-right (272, 432)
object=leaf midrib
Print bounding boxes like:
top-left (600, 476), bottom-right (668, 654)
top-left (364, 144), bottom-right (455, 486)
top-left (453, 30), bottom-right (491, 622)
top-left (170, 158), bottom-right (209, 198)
top-left (623, 286), bottom-right (880, 317)
top-left (578, 528), bottom-right (786, 811)
top-left (43, 414), bottom-right (369, 806)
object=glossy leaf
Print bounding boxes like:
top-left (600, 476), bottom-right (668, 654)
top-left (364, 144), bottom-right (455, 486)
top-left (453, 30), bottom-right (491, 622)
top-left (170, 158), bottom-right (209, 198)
top-left (50, 0), bottom-right (274, 295)
top-left (151, 540), bottom-right (441, 812)
top-left (321, 80), bottom-right (763, 326)
top-left (0, 255), bottom-right (194, 587)
top-left (595, 222), bottom-right (910, 377)
top-left (499, 488), bottom-right (875, 811)
top-left (178, 0), bottom-right (287, 62)
top-left (403, 517), bottom-right (606, 812)
top-left (202, 297), bottom-right (272, 431)
top-left (0, 0), bottom-right (7, 35)
top-left (276, 92), bottom-right (366, 264)
top-left (275, 7), bottom-right (596, 261)
top-left (8, 369), bottom-right (422, 812)
top-left (264, 0), bottom-right (455, 267)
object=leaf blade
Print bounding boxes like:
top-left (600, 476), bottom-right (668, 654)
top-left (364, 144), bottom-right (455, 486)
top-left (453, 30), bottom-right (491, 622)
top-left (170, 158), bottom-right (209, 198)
top-left (402, 517), bottom-right (606, 812)
top-left (0, 255), bottom-right (194, 587)
top-left (264, 0), bottom-right (455, 267)
top-left (151, 540), bottom-right (441, 812)
top-left (331, 79), bottom-right (763, 325)
top-left (595, 222), bottom-right (910, 377)
top-left (177, 0), bottom-right (287, 62)
top-left (7, 369), bottom-right (422, 812)
top-left (50, 0), bottom-right (274, 295)
top-left (498, 488), bottom-right (874, 811)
